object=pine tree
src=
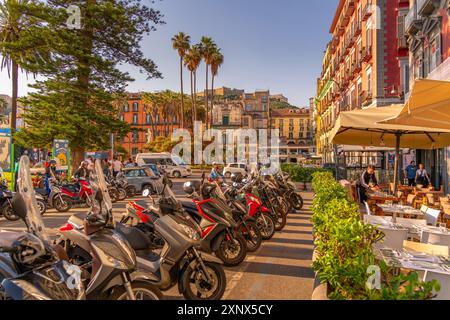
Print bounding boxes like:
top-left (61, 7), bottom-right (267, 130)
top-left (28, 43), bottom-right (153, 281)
top-left (14, 0), bottom-right (164, 167)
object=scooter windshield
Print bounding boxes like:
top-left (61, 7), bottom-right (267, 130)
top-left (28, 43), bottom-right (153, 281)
top-left (17, 156), bottom-right (50, 242)
top-left (89, 160), bottom-right (113, 216)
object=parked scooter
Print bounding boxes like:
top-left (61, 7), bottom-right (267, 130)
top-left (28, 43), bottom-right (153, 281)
top-left (0, 169), bottom-right (46, 220)
top-left (223, 173), bottom-right (276, 240)
top-left (0, 156), bottom-right (86, 300)
top-left (54, 160), bottom-right (163, 300)
top-left (182, 174), bottom-right (247, 267)
top-left (49, 179), bottom-right (94, 213)
top-left (120, 177), bottom-right (227, 300)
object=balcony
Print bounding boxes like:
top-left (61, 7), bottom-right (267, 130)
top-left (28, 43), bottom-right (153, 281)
top-left (362, 1), bottom-right (373, 21)
top-left (405, 7), bottom-right (423, 35)
top-left (360, 91), bottom-right (373, 106)
top-left (353, 61), bottom-right (362, 74)
top-left (361, 46), bottom-right (373, 63)
top-left (417, 0), bottom-right (439, 16)
top-left (344, 0), bottom-right (356, 19)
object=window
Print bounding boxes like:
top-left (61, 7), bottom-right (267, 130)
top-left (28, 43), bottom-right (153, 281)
top-left (132, 114), bottom-right (138, 124)
top-left (123, 104), bottom-right (129, 112)
top-left (132, 148), bottom-right (139, 156)
top-left (132, 102), bottom-right (139, 112)
top-left (429, 33), bottom-right (442, 73)
top-left (173, 115), bottom-right (177, 124)
top-left (119, 115), bottom-right (124, 122)
top-left (262, 104), bottom-right (267, 111)
top-left (223, 115), bottom-right (230, 125)
top-left (245, 104), bottom-right (253, 112)
top-left (261, 96), bottom-right (268, 103)
top-left (131, 130), bottom-right (139, 143)
top-left (367, 71), bottom-right (372, 95)
top-left (146, 114), bottom-right (151, 124)
top-left (156, 114), bottom-right (160, 124)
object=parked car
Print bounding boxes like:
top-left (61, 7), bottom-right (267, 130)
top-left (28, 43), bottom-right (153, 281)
top-left (135, 153), bottom-right (191, 178)
top-left (222, 163), bottom-right (248, 178)
top-left (121, 167), bottom-right (162, 194)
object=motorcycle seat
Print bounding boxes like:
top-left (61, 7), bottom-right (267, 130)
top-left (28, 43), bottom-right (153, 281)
top-left (35, 188), bottom-right (48, 196)
top-left (63, 183), bottom-right (80, 193)
top-left (181, 201), bottom-right (197, 211)
top-left (115, 224), bottom-right (153, 251)
top-left (134, 200), bottom-right (148, 210)
top-left (69, 212), bottom-right (88, 229)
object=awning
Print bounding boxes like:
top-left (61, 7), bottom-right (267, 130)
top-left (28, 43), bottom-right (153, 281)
top-left (331, 105), bottom-right (450, 149)
top-left (381, 79), bottom-right (450, 130)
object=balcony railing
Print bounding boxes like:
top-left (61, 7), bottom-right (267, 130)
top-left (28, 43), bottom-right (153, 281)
top-left (362, 1), bottom-right (373, 21)
top-left (405, 7), bottom-right (423, 35)
top-left (361, 46), bottom-right (373, 62)
top-left (417, 0), bottom-right (438, 16)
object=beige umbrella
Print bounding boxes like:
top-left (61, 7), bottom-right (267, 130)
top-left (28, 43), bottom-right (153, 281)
top-left (382, 79), bottom-right (450, 130)
top-left (331, 105), bottom-right (450, 192)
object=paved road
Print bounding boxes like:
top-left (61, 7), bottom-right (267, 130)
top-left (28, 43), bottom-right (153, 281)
top-left (0, 174), bottom-right (314, 300)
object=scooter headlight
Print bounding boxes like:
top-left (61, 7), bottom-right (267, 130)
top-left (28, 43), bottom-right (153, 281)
top-left (181, 224), bottom-right (200, 241)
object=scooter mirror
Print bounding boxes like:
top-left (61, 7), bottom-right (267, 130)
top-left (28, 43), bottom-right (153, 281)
top-left (142, 189), bottom-right (151, 197)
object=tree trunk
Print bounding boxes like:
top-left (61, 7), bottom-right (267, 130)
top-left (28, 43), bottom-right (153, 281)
top-left (71, 146), bottom-right (85, 173)
top-left (205, 64), bottom-right (209, 129)
top-left (10, 61), bottom-right (19, 138)
top-left (194, 71), bottom-right (197, 123)
top-left (180, 57), bottom-right (185, 129)
top-left (190, 71), bottom-right (194, 129)
top-left (210, 75), bottom-right (215, 129)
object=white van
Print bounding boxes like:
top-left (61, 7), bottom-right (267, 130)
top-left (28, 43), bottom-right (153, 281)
top-left (135, 153), bottom-right (191, 178)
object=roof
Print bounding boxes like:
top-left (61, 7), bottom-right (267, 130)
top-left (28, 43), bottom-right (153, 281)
top-left (329, 0), bottom-right (345, 34)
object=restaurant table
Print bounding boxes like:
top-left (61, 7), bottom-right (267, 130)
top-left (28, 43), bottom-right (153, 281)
top-left (367, 192), bottom-right (400, 210)
top-left (376, 204), bottom-right (425, 219)
top-left (375, 247), bottom-right (450, 275)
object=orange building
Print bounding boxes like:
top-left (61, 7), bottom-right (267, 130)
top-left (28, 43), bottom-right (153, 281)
top-left (118, 93), bottom-right (180, 157)
top-left (315, 0), bottom-right (410, 163)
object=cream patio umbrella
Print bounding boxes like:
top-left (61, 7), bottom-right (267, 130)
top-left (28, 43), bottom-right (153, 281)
top-left (382, 79), bottom-right (450, 130)
top-left (330, 105), bottom-right (450, 193)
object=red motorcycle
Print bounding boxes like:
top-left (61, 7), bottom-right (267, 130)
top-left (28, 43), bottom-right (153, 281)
top-left (223, 174), bottom-right (276, 240)
top-left (50, 179), bottom-right (94, 212)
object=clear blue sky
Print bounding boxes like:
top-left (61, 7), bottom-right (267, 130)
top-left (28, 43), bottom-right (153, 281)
top-left (0, 0), bottom-right (338, 107)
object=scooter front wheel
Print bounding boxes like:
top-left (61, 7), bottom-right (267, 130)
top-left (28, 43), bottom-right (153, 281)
top-left (53, 195), bottom-right (73, 212)
top-left (109, 281), bottom-right (163, 300)
top-left (181, 262), bottom-right (226, 300)
top-left (1, 204), bottom-right (19, 221)
top-left (239, 220), bottom-right (262, 252)
top-left (215, 234), bottom-right (247, 267)
top-left (256, 213), bottom-right (276, 240)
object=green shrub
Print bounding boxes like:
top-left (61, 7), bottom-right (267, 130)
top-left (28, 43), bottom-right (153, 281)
top-left (281, 164), bottom-right (332, 183)
top-left (311, 172), bottom-right (439, 300)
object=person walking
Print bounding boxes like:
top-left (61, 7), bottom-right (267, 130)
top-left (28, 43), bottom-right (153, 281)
top-left (416, 164), bottom-right (431, 188)
top-left (112, 157), bottom-right (123, 177)
top-left (404, 161), bottom-right (417, 187)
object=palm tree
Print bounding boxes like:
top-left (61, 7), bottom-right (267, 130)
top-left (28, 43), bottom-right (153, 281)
top-left (199, 37), bottom-right (217, 129)
top-left (184, 45), bottom-right (202, 126)
top-left (171, 32), bottom-right (191, 129)
top-left (0, 0), bottom-right (47, 137)
top-left (210, 48), bottom-right (224, 129)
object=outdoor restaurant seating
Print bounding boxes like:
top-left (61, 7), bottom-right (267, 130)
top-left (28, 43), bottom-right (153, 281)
top-left (425, 208), bottom-right (441, 227)
top-left (374, 226), bottom-right (408, 251)
top-left (421, 232), bottom-right (450, 255)
top-left (403, 241), bottom-right (449, 258)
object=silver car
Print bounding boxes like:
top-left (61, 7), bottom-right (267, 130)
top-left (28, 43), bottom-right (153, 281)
top-left (121, 167), bottom-right (162, 193)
